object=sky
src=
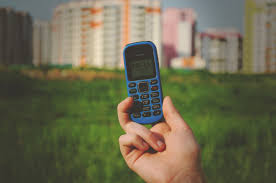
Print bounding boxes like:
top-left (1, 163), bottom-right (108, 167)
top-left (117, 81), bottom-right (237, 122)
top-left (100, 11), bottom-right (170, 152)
top-left (0, 0), bottom-right (244, 33)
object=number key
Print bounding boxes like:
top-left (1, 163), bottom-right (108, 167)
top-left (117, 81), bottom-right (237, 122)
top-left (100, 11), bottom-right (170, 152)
top-left (151, 86), bottom-right (158, 91)
top-left (153, 110), bottom-right (161, 116)
top-left (151, 92), bottom-right (159, 98)
top-left (132, 95), bottom-right (139, 100)
top-left (151, 98), bottom-right (160, 104)
top-left (140, 94), bottom-right (149, 99)
top-left (133, 113), bottom-right (141, 118)
top-left (143, 112), bottom-right (151, 117)
top-left (142, 100), bottom-right (150, 105)
top-left (143, 106), bottom-right (151, 111)
top-left (129, 89), bottom-right (137, 94)
top-left (152, 104), bottom-right (161, 110)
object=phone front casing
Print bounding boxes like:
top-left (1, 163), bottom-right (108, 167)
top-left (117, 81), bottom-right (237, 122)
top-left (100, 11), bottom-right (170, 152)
top-left (123, 41), bottom-right (163, 124)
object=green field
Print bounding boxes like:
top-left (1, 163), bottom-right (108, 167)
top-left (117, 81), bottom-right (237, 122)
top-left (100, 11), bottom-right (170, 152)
top-left (0, 68), bottom-right (276, 183)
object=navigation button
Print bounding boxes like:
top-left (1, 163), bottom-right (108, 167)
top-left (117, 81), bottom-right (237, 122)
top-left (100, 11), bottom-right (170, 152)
top-left (138, 82), bottom-right (149, 93)
top-left (132, 95), bottom-right (139, 100)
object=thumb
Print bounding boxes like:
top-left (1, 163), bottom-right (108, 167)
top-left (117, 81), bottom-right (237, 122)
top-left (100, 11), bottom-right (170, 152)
top-left (162, 96), bottom-right (190, 130)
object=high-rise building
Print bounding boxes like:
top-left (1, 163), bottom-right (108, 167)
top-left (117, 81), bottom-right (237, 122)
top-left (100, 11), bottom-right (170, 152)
top-left (33, 20), bottom-right (52, 66)
top-left (0, 8), bottom-right (33, 65)
top-left (163, 8), bottom-right (197, 67)
top-left (169, 32), bottom-right (206, 70)
top-left (201, 29), bottom-right (242, 73)
top-left (243, 0), bottom-right (276, 73)
top-left (51, 0), bottom-right (162, 68)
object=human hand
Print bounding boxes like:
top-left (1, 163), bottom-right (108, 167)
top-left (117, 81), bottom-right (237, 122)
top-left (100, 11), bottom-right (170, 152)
top-left (117, 96), bottom-right (205, 183)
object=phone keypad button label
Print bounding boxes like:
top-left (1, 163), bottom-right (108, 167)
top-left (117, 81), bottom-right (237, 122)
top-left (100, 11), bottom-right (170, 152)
top-left (143, 112), bottom-right (151, 117)
top-left (151, 86), bottom-right (158, 91)
top-left (143, 106), bottom-right (151, 111)
top-left (129, 89), bottom-right (137, 94)
top-left (142, 100), bottom-right (150, 105)
top-left (128, 83), bottom-right (136, 88)
top-left (133, 113), bottom-right (141, 118)
top-left (151, 80), bottom-right (158, 85)
top-left (153, 110), bottom-right (161, 116)
top-left (140, 94), bottom-right (149, 99)
top-left (151, 92), bottom-right (159, 98)
top-left (151, 98), bottom-right (160, 104)
top-left (152, 104), bottom-right (161, 110)
top-left (132, 95), bottom-right (139, 100)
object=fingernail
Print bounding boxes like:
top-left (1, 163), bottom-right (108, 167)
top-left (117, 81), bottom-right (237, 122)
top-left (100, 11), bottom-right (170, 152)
top-left (157, 140), bottom-right (164, 148)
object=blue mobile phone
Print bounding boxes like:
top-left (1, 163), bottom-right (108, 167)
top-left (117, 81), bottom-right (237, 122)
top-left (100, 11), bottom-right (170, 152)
top-left (123, 41), bottom-right (163, 124)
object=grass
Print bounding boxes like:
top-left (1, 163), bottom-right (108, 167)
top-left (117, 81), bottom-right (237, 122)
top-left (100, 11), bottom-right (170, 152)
top-left (0, 68), bottom-right (276, 183)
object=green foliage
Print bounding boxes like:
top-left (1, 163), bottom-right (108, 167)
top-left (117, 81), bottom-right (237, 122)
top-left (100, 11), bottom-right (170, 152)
top-left (0, 70), bottom-right (275, 183)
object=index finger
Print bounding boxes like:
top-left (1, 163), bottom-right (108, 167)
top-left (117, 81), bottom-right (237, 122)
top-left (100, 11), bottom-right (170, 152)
top-left (117, 97), bottom-right (133, 131)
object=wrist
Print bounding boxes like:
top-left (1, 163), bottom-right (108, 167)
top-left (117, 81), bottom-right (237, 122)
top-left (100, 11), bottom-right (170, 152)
top-left (168, 168), bottom-right (205, 183)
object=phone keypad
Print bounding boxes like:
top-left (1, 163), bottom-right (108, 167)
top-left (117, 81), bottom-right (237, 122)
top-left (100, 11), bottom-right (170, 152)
top-left (129, 80), bottom-right (162, 119)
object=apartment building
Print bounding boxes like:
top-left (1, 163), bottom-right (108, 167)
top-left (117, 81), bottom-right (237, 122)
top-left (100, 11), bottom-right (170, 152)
top-left (51, 0), bottom-right (162, 68)
top-left (243, 0), bottom-right (276, 73)
top-left (163, 8), bottom-right (197, 67)
top-left (0, 7), bottom-right (33, 65)
top-left (201, 29), bottom-right (242, 73)
top-left (33, 20), bottom-right (52, 66)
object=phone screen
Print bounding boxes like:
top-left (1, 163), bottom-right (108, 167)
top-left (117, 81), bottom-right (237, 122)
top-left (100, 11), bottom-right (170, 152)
top-left (125, 44), bottom-right (157, 81)
top-left (128, 59), bottom-right (155, 81)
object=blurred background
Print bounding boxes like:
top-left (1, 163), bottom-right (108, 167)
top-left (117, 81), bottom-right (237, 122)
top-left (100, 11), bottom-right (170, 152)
top-left (0, 0), bottom-right (275, 182)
